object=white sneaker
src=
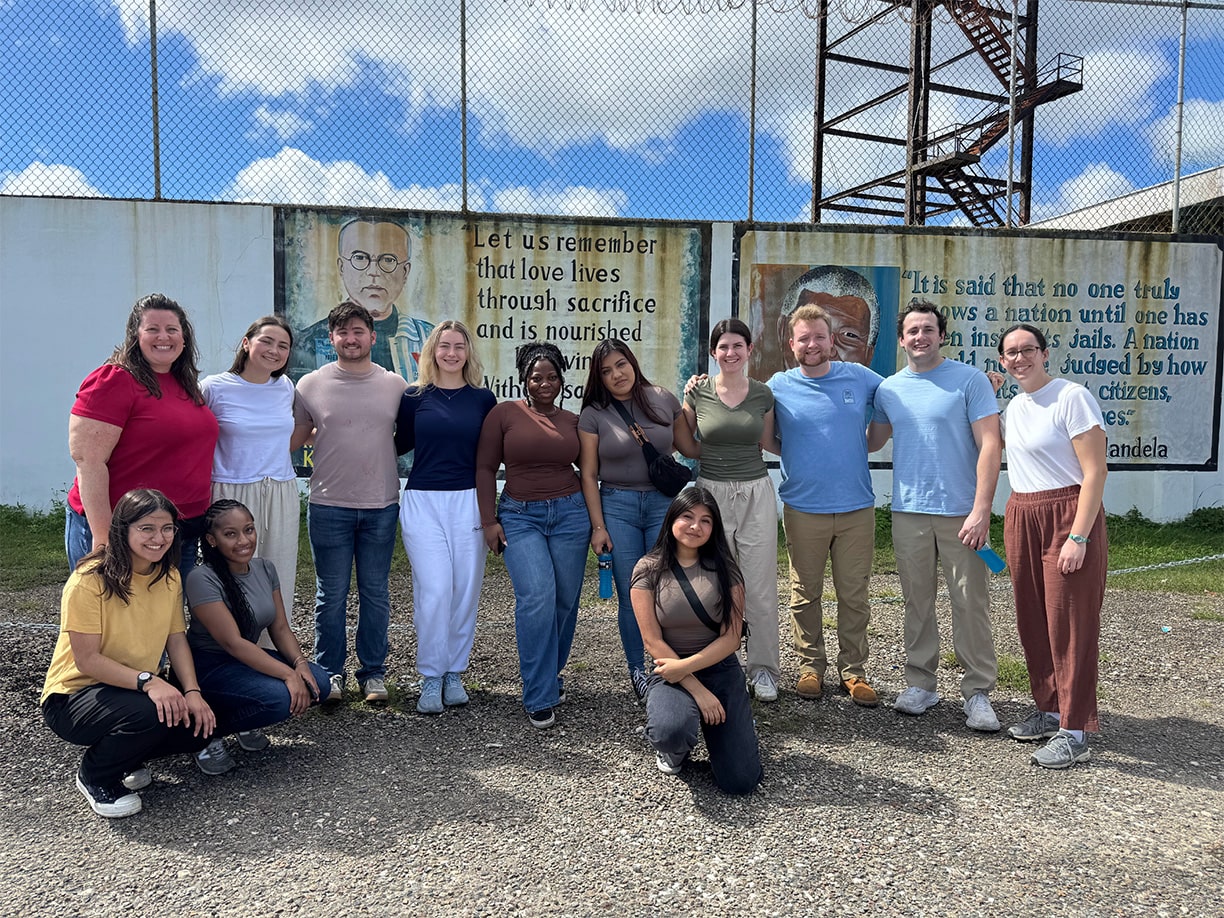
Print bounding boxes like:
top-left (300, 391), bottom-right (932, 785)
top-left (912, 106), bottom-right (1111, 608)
top-left (750, 670), bottom-right (778, 703)
top-left (894, 686), bottom-right (940, 715)
top-left (656, 750), bottom-right (685, 775)
top-left (325, 673), bottom-right (344, 704)
top-left (964, 692), bottom-right (1001, 732)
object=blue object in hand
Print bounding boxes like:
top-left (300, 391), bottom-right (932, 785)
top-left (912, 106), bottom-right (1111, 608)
top-left (976, 545), bottom-right (1007, 574)
top-left (598, 553), bottom-right (614, 599)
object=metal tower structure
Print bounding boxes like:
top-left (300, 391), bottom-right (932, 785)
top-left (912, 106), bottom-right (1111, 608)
top-left (814, 0), bottom-right (1083, 226)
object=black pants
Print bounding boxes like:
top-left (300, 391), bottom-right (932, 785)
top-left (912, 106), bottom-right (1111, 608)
top-left (43, 685), bottom-right (212, 786)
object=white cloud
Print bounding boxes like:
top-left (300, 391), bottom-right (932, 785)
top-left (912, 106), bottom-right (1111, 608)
top-left (491, 185), bottom-right (629, 217)
top-left (248, 105), bottom-right (313, 142)
top-left (1029, 161), bottom-right (1136, 222)
top-left (1042, 49), bottom-right (1169, 144)
top-left (219, 148), bottom-right (471, 209)
top-left (1146, 98), bottom-right (1224, 167)
top-left (0, 162), bottom-right (103, 197)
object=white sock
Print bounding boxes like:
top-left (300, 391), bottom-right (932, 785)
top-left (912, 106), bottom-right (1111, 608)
top-left (1061, 728), bottom-right (1085, 743)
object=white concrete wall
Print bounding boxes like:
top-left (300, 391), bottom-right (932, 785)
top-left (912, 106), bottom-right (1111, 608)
top-left (0, 196), bottom-right (273, 507)
top-left (0, 201), bottom-right (1219, 521)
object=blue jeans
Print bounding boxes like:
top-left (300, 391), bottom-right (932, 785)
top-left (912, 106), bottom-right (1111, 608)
top-left (194, 649), bottom-right (331, 733)
top-left (308, 502), bottom-right (399, 683)
top-left (500, 491), bottom-right (591, 712)
top-left (600, 486), bottom-right (671, 674)
top-left (66, 505), bottom-right (202, 582)
top-left (645, 654), bottom-right (763, 795)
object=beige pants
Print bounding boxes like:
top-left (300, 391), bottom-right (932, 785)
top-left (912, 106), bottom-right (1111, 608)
top-left (696, 476), bottom-right (780, 680)
top-left (212, 478), bottom-right (302, 648)
top-left (892, 511), bottom-right (997, 699)
top-left (782, 505), bottom-right (874, 681)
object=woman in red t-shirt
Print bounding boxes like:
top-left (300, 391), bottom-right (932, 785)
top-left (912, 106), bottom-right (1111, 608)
top-left (66, 293), bottom-right (219, 578)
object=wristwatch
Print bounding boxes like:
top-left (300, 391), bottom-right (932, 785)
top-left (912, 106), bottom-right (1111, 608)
top-left (137, 671), bottom-right (154, 693)
top-left (1067, 533), bottom-right (1090, 545)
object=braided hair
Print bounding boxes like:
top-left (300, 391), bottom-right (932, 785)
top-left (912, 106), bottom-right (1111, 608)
top-left (199, 500), bottom-right (260, 643)
top-left (515, 342), bottom-right (566, 406)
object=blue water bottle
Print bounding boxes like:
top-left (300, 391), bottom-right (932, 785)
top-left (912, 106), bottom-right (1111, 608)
top-left (976, 544), bottom-right (1007, 574)
top-left (598, 553), bottom-right (613, 599)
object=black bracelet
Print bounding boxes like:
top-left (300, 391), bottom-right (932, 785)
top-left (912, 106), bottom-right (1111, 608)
top-left (183, 688), bottom-right (202, 696)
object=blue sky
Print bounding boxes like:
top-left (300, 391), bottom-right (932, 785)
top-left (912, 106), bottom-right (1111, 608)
top-left (2, 0), bottom-right (1221, 223)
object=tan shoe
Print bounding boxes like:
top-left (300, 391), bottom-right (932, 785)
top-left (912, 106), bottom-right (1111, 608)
top-left (796, 672), bottom-right (823, 699)
top-left (841, 676), bottom-right (879, 707)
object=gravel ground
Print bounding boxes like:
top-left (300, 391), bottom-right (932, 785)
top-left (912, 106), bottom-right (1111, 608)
top-left (2, 567), bottom-right (1222, 917)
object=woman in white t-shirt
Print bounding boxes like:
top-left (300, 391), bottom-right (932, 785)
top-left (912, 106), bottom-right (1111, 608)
top-left (202, 316), bottom-right (310, 752)
top-left (991, 323), bottom-right (1108, 770)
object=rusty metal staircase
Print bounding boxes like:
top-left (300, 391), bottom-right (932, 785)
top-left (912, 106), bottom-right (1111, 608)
top-left (945, 0), bottom-right (1033, 89)
top-left (813, 0), bottom-right (1083, 227)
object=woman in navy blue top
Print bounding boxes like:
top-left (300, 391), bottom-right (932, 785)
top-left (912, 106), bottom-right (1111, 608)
top-left (394, 321), bottom-right (496, 715)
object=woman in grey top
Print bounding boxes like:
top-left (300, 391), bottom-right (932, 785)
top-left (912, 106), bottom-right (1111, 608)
top-left (185, 500), bottom-right (330, 775)
top-left (578, 338), bottom-right (700, 701)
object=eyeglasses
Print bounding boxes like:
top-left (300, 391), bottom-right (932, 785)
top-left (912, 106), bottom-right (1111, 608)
top-left (341, 251), bottom-right (407, 273)
top-left (1002, 345), bottom-right (1043, 360)
top-left (134, 524), bottom-right (178, 537)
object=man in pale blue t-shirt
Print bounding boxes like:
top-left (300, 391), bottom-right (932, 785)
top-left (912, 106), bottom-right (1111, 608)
top-left (766, 304), bottom-right (883, 707)
top-left (868, 300), bottom-right (1003, 732)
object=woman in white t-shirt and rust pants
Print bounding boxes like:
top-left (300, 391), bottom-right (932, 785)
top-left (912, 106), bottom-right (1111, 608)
top-left (990, 323), bottom-right (1108, 770)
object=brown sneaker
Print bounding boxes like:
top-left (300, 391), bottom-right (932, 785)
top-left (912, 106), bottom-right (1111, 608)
top-left (796, 672), bottom-right (823, 699)
top-left (841, 676), bottom-right (879, 707)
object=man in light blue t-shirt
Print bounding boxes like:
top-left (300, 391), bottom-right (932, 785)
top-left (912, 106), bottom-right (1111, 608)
top-left (766, 304), bottom-right (883, 707)
top-left (868, 300), bottom-right (1003, 733)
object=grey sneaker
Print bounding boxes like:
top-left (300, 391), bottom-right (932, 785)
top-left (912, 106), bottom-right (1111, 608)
top-left (195, 738), bottom-right (236, 776)
top-left (894, 686), bottom-right (940, 715)
top-left (417, 675), bottom-right (444, 714)
top-left (324, 673), bottom-right (344, 705)
top-left (442, 672), bottom-right (469, 707)
top-left (1009, 709), bottom-right (1061, 742)
top-left (964, 692), bottom-right (1001, 732)
top-left (656, 750), bottom-right (685, 775)
top-left (362, 676), bottom-right (389, 704)
top-left (122, 766), bottom-right (152, 791)
top-left (236, 729), bottom-right (270, 752)
top-left (750, 670), bottom-right (779, 703)
top-left (1031, 731), bottom-right (1091, 769)
top-left (527, 707), bottom-right (555, 729)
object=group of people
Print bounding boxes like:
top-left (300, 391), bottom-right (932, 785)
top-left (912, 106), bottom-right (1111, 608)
top-left (43, 281), bottom-right (1108, 819)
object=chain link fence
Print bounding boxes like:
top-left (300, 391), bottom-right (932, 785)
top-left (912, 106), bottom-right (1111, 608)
top-left (2, 0), bottom-right (1221, 233)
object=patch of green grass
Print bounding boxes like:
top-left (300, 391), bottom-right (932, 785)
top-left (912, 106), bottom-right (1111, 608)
top-left (940, 651), bottom-right (961, 671)
top-left (0, 503), bottom-right (68, 590)
top-left (996, 653), bottom-right (1030, 693)
top-left (1191, 609), bottom-right (1224, 622)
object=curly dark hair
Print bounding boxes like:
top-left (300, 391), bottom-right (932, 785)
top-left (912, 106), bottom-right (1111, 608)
top-left (78, 489), bottom-right (181, 602)
top-left (107, 293), bottom-right (204, 404)
top-left (198, 500), bottom-right (260, 643)
top-left (515, 343), bottom-right (566, 405)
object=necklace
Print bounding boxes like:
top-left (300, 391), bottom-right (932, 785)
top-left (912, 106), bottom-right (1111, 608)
top-left (437, 385), bottom-right (466, 401)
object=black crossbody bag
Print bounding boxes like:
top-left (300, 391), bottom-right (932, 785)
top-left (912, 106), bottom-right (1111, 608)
top-left (609, 399), bottom-right (691, 497)
top-left (669, 561), bottom-right (721, 633)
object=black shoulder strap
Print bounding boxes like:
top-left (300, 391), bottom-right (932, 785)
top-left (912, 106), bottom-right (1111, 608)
top-left (670, 561), bottom-right (720, 633)
top-left (610, 398), bottom-right (662, 461)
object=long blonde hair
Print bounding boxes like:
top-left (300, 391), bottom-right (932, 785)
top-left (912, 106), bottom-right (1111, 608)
top-left (416, 319), bottom-right (484, 389)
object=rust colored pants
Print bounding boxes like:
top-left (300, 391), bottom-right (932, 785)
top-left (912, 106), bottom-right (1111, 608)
top-left (1004, 485), bottom-right (1107, 732)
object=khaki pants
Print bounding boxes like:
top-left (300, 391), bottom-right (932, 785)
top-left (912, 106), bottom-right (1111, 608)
top-left (782, 505), bottom-right (875, 681)
top-left (892, 511), bottom-right (997, 699)
top-left (696, 476), bottom-right (780, 681)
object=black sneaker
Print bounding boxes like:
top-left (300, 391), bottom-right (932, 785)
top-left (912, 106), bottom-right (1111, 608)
top-left (76, 772), bottom-right (142, 818)
top-left (527, 707), bottom-right (555, 729)
top-left (630, 669), bottom-right (650, 704)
